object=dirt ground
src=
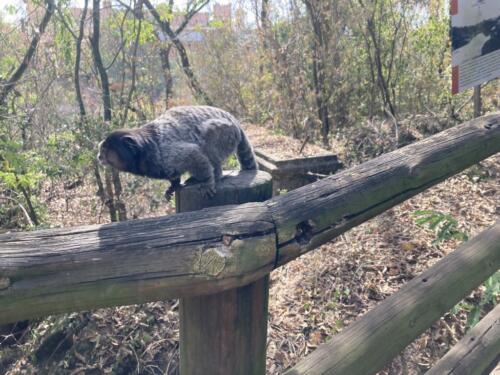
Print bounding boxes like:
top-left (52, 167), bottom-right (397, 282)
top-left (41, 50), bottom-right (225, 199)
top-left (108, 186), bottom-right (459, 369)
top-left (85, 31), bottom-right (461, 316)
top-left (1, 125), bottom-right (499, 375)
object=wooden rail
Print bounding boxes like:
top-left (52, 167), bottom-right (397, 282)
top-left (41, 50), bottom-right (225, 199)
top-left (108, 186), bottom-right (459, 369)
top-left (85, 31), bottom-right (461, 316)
top-left (0, 113), bottom-right (499, 325)
top-left (284, 221), bottom-right (500, 375)
top-left (426, 303), bottom-right (500, 375)
top-left (270, 113), bottom-right (500, 265)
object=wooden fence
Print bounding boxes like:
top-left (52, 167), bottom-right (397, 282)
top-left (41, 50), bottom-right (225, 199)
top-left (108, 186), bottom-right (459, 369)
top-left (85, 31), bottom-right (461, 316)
top-left (1, 113), bottom-right (500, 374)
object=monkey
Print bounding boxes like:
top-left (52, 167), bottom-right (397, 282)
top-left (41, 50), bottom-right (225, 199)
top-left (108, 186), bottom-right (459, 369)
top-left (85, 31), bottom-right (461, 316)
top-left (97, 105), bottom-right (258, 199)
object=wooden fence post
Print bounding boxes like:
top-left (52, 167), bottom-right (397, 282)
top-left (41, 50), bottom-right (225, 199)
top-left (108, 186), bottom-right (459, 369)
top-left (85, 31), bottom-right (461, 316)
top-left (176, 170), bottom-right (273, 375)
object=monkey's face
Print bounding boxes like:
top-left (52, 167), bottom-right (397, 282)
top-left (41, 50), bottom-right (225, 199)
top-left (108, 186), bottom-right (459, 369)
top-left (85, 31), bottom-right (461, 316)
top-left (97, 130), bottom-right (141, 174)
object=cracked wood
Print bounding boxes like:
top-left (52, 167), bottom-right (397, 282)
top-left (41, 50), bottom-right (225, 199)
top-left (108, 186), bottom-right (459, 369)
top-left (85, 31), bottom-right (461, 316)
top-left (0, 201), bottom-right (275, 324)
top-left (268, 113), bottom-right (500, 265)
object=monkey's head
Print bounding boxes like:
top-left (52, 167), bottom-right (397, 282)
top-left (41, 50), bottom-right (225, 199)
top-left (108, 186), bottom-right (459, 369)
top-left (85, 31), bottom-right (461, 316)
top-left (97, 130), bottom-right (143, 174)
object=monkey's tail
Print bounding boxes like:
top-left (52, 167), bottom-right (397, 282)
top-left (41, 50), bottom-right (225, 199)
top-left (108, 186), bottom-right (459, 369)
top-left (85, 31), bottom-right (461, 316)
top-left (237, 128), bottom-right (258, 170)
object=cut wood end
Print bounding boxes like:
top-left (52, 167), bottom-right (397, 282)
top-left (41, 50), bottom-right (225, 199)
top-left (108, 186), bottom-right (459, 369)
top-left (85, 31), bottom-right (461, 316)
top-left (0, 277), bottom-right (10, 290)
top-left (193, 248), bottom-right (228, 277)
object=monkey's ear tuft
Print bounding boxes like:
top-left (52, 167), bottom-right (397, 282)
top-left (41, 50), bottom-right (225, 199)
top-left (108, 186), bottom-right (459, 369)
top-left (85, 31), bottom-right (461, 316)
top-left (122, 134), bottom-right (140, 153)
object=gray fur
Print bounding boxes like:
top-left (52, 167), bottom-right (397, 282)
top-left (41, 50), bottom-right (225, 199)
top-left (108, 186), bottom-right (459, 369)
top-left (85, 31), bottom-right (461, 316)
top-left (98, 106), bottom-right (257, 198)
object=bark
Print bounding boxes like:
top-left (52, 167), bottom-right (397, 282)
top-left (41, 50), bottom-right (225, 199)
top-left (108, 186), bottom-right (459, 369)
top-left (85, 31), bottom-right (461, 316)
top-left (303, 1), bottom-right (331, 147)
top-left (103, 168), bottom-right (118, 222)
top-left (75, 0), bottom-right (89, 118)
top-left (111, 169), bottom-right (127, 221)
top-left (90, 0), bottom-right (112, 122)
top-left (120, 11), bottom-right (142, 126)
top-left (159, 43), bottom-right (174, 108)
top-left (89, 0), bottom-right (126, 222)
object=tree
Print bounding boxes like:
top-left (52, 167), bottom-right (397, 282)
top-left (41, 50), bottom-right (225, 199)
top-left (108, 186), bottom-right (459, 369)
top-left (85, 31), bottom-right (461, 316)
top-left (90, 0), bottom-right (127, 222)
top-left (142, 0), bottom-right (212, 105)
top-left (0, 0), bottom-right (55, 106)
top-left (303, 0), bottom-right (332, 147)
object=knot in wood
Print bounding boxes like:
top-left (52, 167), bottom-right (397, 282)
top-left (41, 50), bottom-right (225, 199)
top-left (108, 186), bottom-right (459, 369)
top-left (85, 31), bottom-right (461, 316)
top-left (295, 220), bottom-right (315, 245)
top-left (193, 248), bottom-right (228, 277)
top-left (484, 119), bottom-right (498, 130)
top-left (0, 277), bottom-right (10, 290)
top-left (222, 235), bottom-right (233, 246)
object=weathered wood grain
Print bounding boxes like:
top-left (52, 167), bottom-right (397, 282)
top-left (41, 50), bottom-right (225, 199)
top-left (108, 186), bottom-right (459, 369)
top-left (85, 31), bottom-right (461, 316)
top-left (255, 150), bottom-right (342, 194)
top-left (269, 113), bottom-right (500, 265)
top-left (178, 170), bottom-right (272, 375)
top-left (426, 303), bottom-right (500, 375)
top-left (284, 221), bottom-right (500, 375)
top-left (175, 170), bottom-right (272, 213)
top-left (0, 172), bottom-right (275, 324)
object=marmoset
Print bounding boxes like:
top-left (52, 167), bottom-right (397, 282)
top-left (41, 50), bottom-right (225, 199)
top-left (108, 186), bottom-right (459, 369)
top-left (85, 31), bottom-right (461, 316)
top-left (97, 106), bottom-right (258, 199)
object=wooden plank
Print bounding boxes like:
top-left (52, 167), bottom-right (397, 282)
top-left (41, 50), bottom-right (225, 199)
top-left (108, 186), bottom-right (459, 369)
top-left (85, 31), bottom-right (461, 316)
top-left (0, 172), bottom-right (276, 325)
top-left (255, 155), bottom-right (278, 174)
top-left (255, 149), bottom-right (278, 164)
top-left (255, 150), bottom-right (341, 180)
top-left (272, 155), bottom-right (340, 173)
top-left (269, 113), bottom-right (500, 265)
top-left (284, 221), bottom-right (500, 375)
top-left (255, 148), bottom-right (342, 195)
top-left (178, 170), bottom-right (272, 375)
top-left (426, 303), bottom-right (500, 375)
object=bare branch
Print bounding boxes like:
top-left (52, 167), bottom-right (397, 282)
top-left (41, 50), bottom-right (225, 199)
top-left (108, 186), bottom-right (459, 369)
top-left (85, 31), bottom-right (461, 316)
top-left (142, 0), bottom-right (212, 104)
top-left (0, 0), bottom-right (55, 105)
top-left (0, 196), bottom-right (34, 227)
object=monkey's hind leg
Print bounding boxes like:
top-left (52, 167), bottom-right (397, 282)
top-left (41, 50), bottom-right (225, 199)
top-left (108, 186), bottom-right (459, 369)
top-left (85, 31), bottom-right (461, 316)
top-left (180, 145), bottom-right (217, 198)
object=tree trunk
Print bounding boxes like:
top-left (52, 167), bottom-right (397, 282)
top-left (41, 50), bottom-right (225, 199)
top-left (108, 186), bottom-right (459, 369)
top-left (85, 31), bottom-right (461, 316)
top-left (90, 0), bottom-right (112, 122)
top-left (74, 0), bottom-right (89, 118)
top-left (121, 14), bottom-right (142, 127)
top-left (159, 43), bottom-right (174, 108)
top-left (304, 1), bottom-right (331, 147)
top-left (90, 0), bottom-right (126, 222)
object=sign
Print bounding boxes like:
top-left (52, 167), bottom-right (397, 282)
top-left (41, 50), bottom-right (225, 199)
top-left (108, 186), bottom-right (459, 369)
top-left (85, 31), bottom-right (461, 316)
top-left (451, 0), bottom-right (500, 94)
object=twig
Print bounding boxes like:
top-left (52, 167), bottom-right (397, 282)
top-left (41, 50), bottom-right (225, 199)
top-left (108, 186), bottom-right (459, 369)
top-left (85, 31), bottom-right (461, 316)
top-left (299, 135), bottom-right (310, 155)
top-left (0, 196), bottom-right (34, 227)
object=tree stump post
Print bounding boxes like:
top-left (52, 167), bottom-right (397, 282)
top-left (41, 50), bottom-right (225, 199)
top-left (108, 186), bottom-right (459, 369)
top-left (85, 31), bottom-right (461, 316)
top-left (176, 170), bottom-right (273, 375)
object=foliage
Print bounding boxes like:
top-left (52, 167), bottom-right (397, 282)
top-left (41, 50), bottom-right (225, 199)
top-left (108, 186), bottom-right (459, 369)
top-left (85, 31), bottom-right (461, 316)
top-left (414, 210), bottom-right (498, 329)
top-left (0, 0), bottom-right (497, 227)
top-left (412, 210), bottom-right (468, 244)
top-left (452, 271), bottom-right (500, 328)
top-left (0, 137), bottom-right (46, 227)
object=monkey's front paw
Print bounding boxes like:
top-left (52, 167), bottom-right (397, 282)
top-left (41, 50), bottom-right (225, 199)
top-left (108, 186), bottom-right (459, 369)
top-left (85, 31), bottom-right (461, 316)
top-left (197, 183), bottom-right (216, 198)
top-left (164, 188), bottom-right (175, 201)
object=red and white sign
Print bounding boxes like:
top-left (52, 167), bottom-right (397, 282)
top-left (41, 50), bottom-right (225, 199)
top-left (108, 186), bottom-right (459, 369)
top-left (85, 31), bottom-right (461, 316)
top-left (451, 0), bottom-right (500, 94)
